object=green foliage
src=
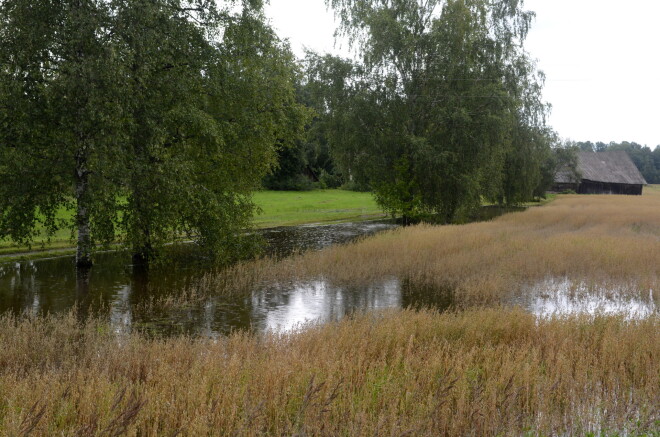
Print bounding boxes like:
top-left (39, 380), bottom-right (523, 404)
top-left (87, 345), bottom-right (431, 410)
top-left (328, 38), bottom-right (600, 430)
top-left (301, 53), bottom-right (371, 191)
top-left (373, 155), bottom-right (423, 221)
top-left (262, 142), bottom-right (317, 191)
top-left (0, 0), bottom-right (126, 265)
top-left (0, 0), bottom-right (308, 266)
top-left (503, 127), bottom-right (561, 202)
top-left (318, 169), bottom-right (343, 189)
top-left (554, 144), bottom-right (581, 182)
top-left (320, 0), bottom-right (552, 221)
top-left (264, 174), bottom-right (317, 191)
top-left (264, 54), bottom-right (350, 192)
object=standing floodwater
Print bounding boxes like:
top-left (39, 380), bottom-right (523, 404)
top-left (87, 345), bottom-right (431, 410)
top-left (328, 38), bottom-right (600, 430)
top-left (3, 211), bottom-right (654, 336)
top-left (0, 220), bottom-right (399, 334)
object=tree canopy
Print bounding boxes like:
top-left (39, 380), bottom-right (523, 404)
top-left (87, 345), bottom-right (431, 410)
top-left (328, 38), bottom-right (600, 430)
top-left (0, 0), bottom-right (308, 267)
top-left (319, 0), bottom-right (552, 222)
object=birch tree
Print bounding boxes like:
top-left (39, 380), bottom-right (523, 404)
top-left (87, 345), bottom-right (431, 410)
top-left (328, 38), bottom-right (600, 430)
top-left (0, 0), bottom-right (308, 268)
top-left (324, 0), bottom-right (551, 221)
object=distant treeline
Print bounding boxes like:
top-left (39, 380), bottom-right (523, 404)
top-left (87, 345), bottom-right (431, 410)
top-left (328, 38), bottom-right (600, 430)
top-left (571, 141), bottom-right (660, 184)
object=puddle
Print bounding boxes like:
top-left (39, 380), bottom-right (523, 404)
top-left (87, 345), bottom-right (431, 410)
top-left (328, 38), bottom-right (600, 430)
top-left (253, 278), bottom-right (402, 332)
top-left (521, 277), bottom-right (657, 319)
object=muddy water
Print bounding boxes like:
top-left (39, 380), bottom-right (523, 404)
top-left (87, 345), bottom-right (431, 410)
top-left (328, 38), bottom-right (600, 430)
top-left (1, 217), bottom-right (656, 336)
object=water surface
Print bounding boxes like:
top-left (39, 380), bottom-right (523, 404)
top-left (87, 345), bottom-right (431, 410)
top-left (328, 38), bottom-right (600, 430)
top-left (521, 277), bottom-right (656, 320)
top-left (0, 220), bottom-right (401, 335)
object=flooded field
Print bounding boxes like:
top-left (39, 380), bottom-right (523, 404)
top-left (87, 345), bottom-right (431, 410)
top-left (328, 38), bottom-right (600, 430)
top-left (2, 193), bottom-right (659, 337)
top-left (0, 221), bottom-right (402, 334)
top-left (0, 194), bottom-right (657, 436)
top-left (1, 220), bottom-right (656, 336)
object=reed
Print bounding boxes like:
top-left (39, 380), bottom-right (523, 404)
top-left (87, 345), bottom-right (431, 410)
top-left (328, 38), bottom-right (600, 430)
top-left (199, 188), bottom-right (660, 306)
top-left (0, 308), bottom-right (657, 436)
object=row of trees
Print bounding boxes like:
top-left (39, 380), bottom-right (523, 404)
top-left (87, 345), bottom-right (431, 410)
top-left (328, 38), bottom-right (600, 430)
top-left (572, 141), bottom-right (660, 184)
top-left (0, 0), bottom-right (309, 267)
top-left (308, 0), bottom-right (554, 223)
top-left (1, 0), bottom-right (557, 268)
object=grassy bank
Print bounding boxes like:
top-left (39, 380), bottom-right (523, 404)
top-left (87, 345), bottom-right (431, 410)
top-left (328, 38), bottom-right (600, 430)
top-left (206, 186), bottom-right (660, 306)
top-left (252, 189), bottom-right (384, 227)
top-left (0, 189), bottom-right (384, 261)
top-left (0, 309), bottom-right (657, 435)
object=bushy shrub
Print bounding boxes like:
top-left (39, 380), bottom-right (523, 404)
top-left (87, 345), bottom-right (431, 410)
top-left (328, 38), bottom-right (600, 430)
top-left (263, 174), bottom-right (316, 191)
top-left (318, 170), bottom-right (343, 189)
top-left (341, 179), bottom-right (371, 192)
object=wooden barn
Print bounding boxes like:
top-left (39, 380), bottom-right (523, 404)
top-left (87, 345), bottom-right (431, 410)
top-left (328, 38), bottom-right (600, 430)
top-left (554, 151), bottom-right (647, 195)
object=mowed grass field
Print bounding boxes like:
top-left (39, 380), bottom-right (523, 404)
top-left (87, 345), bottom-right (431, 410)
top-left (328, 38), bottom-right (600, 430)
top-left (0, 187), bottom-right (657, 435)
top-left (0, 189), bottom-right (384, 257)
top-left (252, 189), bottom-right (384, 227)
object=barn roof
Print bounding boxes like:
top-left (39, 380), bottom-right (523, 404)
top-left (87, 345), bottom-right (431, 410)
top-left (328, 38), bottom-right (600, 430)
top-left (555, 151), bottom-right (647, 185)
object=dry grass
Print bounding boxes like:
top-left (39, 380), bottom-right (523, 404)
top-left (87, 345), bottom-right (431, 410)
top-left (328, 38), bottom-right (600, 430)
top-left (202, 187), bottom-right (660, 306)
top-left (0, 308), bottom-right (657, 436)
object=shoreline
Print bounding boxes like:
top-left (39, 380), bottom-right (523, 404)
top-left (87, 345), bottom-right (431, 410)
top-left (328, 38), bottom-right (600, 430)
top-left (0, 214), bottom-right (389, 264)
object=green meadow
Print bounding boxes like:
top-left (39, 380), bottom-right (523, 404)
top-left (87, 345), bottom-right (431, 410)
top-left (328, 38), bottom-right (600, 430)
top-left (252, 189), bottom-right (384, 227)
top-left (0, 190), bottom-right (384, 259)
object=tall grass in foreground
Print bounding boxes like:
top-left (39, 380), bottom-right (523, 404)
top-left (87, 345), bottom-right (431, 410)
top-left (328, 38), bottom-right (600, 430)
top-left (203, 188), bottom-right (660, 305)
top-left (0, 309), bottom-right (657, 435)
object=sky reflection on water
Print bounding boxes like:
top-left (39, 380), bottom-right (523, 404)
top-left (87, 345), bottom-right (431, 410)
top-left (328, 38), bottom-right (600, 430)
top-left (523, 277), bottom-right (657, 319)
top-left (254, 278), bottom-right (402, 332)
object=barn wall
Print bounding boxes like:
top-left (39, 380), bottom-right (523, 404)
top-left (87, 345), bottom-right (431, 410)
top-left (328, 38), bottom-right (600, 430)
top-left (550, 182), bottom-right (579, 193)
top-left (578, 180), bottom-right (643, 195)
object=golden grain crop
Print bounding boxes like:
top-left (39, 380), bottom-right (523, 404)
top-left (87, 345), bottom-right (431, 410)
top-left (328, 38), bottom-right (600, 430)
top-left (0, 308), bottom-right (657, 436)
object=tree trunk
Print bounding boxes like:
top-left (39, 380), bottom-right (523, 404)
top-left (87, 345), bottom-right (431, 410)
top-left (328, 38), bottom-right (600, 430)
top-left (75, 148), bottom-right (93, 270)
top-left (131, 227), bottom-right (153, 267)
top-left (130, 172), bottom-right (154, 267)
top-left (71, 0), bottom-right (94, 271)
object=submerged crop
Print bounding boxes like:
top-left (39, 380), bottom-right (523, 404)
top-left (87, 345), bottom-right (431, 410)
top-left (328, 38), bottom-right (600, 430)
top-left (207, 188), bottom-right (660, 310)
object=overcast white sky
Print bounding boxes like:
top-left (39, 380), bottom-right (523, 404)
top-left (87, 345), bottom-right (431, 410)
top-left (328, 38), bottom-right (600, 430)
top-left (265, 0), bottom-right (660, 148)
